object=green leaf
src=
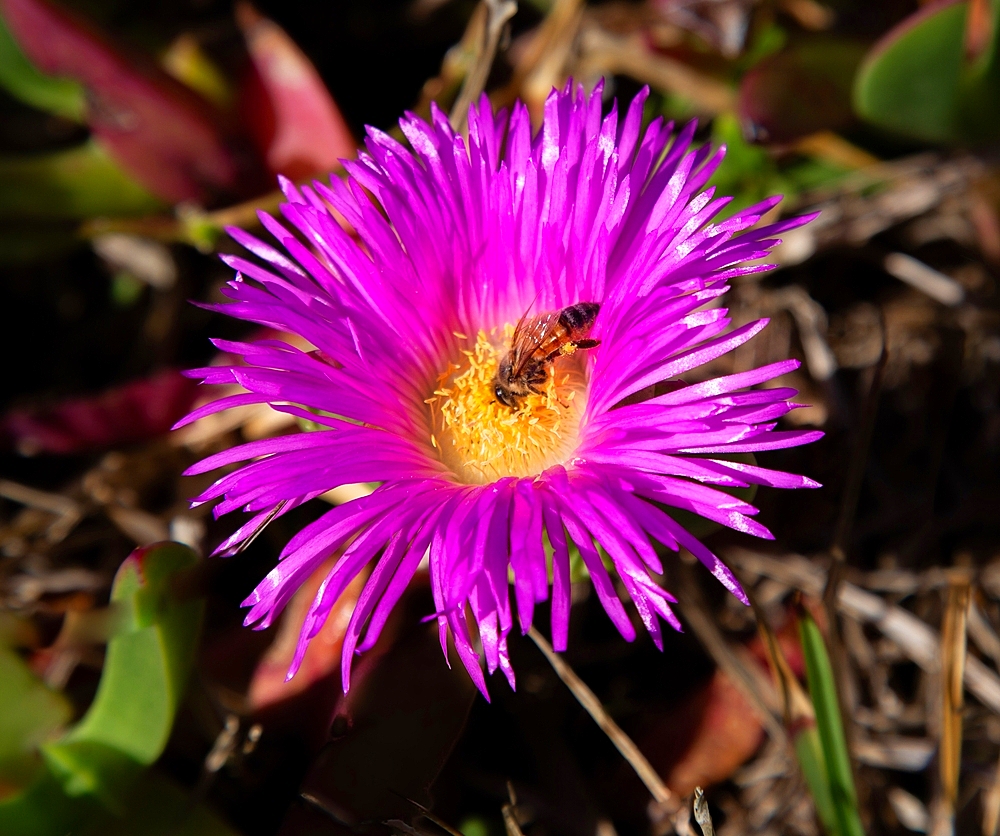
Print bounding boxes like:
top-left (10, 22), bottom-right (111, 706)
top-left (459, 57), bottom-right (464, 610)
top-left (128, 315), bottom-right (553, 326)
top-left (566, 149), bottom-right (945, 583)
top-left (708, 112), bottom-right (848, 221)
top-left (0, 14), bottom-right (85, 121)
top-left (735, 22), bottom-right (788, 74)
top-left (0, 140), bottom-right (164, 221)
top-left (0, 769), bottom-right (100, 836)
top-left (792, 724), bottom-right (839, 836)
top-left (0, 648), bottom-right (72, 792)
top-left (955, 0), bottom-right (1000, 141)
top-left (51, 542), bottom-right (204, 772)
top-left (853, 0), bottom-right (1000, 144)
top-left (41, 741), bottom-right (137, 812)
top-left (110, 271), bottom-right (146, 306)
top-left (0, 767), bottom-right (238, 836)
top-left (707, 113), bottom-right (796, 219)
top-left (798, 608), bottom-right (864, 836)
top-left (0, 542), bottom-right (206, 834)
top-left (458, 816), bottom-right (495, 836)
top-left (96, 771), bottom-right (239, 836)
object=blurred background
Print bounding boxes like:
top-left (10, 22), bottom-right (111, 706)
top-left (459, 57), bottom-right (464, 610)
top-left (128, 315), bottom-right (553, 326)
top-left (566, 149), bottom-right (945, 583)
top-left (2, 0), bottom-right (1000, 835)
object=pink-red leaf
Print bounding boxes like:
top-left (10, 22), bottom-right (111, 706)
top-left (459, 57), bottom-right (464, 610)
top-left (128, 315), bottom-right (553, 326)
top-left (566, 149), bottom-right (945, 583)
top-left (1, 370), bottom-right (200, 455)
top-left (236, 2), bottom-right (355, 180)
top-left (738, 40), bottom-right (865, 143)
top-left (0, 0), bottom-right (249, 203)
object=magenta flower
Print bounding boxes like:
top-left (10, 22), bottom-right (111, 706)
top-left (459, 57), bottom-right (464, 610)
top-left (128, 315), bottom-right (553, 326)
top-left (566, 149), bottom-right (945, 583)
top-left (177, 82), bottom-right (822, 697)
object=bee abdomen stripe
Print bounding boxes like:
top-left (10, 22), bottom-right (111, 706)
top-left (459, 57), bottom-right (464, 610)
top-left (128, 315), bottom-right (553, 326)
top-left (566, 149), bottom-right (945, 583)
top-left (558, 302), bottom-right (600, 333)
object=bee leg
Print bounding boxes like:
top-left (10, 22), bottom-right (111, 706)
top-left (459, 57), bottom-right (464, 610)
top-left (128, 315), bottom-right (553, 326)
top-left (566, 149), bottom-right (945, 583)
top-left (547, 338), bottom-right (600, 363)
top-left (525, 379), bottom-right (570, 409)
top-left (527, 367), bottom-right (548, 390)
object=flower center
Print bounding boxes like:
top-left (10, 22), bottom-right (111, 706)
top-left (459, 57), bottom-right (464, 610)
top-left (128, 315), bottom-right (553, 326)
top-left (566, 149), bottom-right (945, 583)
top-left (426, 328), bottom-right (589, 485)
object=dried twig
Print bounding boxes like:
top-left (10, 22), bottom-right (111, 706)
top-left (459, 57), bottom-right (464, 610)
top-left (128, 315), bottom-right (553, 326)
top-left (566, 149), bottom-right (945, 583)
top-left (828, 308), bottom-right (887, 563)
top-left (692, 788), bottom-right (715, 836)
top-left (0, 479), bottom-right (81, 517)
top-left (501, 782), bottom-right (525, 836)
top-left (822, 308), bottom-right (886, 771)
top-left (853, 736), bottom-right (934, 771)
top-left (105, 505), bottom-right (170, 545)
top-left (888, 787), bottom-right (931, 833)
top-left (775, 154), bottom-right (986, 265)
top-left (969, 599), bottom-right (1000, 671)
top-left (400, 795), bottom-right (467, 836)
top-left (449, 0), bottom-right (518, 132)
top-left (576, 24), bottom-right (734, 115)
top-left (527, 626), bottom-right (675, 809)
top-left (80, 189), bottom-right (286, 249)
top-left (745, 578), bottom-right (815, 730)
top-left (728, 549), bottom-right (1000, 715)
top-left (495, 0), bottom-right (582, 115)
top-left (765, 285), bottom-right (838, 381)
top-left (677, 568), bottom-right (787, 745)
top-left (936, 576), bottom-right (971, 832)
top-left (984, 750), bottom-right (1000, 836)
top-left (883, 252), bottom-right (966, 307)
top-left (412, 3), bottom-right (489, 119)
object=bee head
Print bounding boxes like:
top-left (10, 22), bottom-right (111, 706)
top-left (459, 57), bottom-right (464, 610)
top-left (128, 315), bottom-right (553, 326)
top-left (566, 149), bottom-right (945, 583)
top-left (493, 381), bottom-right (519, 409)
top-left (492, 358), bottom-right (518, 409)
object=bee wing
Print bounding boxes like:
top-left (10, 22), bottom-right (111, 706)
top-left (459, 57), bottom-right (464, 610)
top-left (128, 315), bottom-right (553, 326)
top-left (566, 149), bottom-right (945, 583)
top-left (508, 311), bottom-right (561, 377)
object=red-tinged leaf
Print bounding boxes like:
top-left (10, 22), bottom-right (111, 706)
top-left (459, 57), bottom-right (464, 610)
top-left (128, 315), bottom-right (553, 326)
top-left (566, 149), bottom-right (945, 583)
top-left (246, 558), bottom-right (370, 743)
top-left (0, 370), bottom-right (200, 456)
top-left (637, 668), bottom-right (765, 797)
top-left (626, 621), bottom-right (805, 800)
top-left (738, 40), bottom-right (866, 143)
top-left (236, 2), bottom-right (355, 180)
top-left (966, 0), bottom-right (994, 62)
top-left (0, 0), bottom-right (252, 204)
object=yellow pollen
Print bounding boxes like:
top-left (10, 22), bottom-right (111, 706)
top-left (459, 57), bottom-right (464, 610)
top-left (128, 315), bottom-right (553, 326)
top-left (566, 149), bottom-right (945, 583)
top-left (426, 328), bottom-right (589, 485)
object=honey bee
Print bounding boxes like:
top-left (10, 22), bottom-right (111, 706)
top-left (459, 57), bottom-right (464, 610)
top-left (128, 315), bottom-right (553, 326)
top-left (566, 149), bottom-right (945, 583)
top-left (493, 302), bottom-right (601, 409)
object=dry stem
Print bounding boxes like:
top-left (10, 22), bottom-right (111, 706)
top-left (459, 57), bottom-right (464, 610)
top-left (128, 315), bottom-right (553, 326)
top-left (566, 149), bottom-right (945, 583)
top-left (527, 625), bottom-right (675, 809)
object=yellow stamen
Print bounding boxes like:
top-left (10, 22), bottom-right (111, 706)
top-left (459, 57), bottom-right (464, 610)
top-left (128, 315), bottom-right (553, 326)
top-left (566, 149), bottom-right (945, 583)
top-left (426, 328), bottom-right (589, 485)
